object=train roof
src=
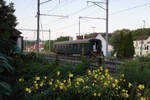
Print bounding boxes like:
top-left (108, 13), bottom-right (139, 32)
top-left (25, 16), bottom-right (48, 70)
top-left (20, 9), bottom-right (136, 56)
top-left (54, 39), bottom-right (100, 45)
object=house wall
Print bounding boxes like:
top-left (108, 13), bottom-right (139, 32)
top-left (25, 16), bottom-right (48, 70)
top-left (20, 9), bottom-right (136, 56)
top-left (134, 37), bottom-right (150, 56)
top-left (17, 37), bottom-right (23, 52)
top-left (96, 34), bottom-right (107, 56)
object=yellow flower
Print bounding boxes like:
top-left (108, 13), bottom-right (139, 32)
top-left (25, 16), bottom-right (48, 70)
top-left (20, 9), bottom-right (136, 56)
top-left (94, 74), bottom-right (98, 79)
top-left (104, 82), bottom-right (108, 87)
top-left (140, 97), bottom-right (146, 100)
top-left (99, 66), bottom-right (103, 71)
top-left (35, 77), bottom-right (40, 81)
top-left (25, 88), bottom-right (31, 93)
top-left (112, 83), bottom-right (116, 88)
top-left (18, 78), bottom-right (24, 82)
top-left (76, 77), bottom-right (84, 83)
top-left (44, 76), bottom-right (47, 79)
top-left (40, 82), bottom-right (44, 87)
top-left (128, 82), bottom-right (132, 88)
top-left (105, 69), bottom-right (108, 73)
top-left (34, 81), bottom-right (37, 84)
top-left (63, 80), bottom-right (66, 83)
top-left (69, 73), bottom-right (73, 78)
top-left (59, 85), bottom-right (63, 90)
top-left (57, 71), bottom-right (60, 76)
top-left (93, 92), bottom-right (97, 96)
top-left (138, 84), bottom-right (144, 90)
top-left (137, 93), bottom-right (141, 97)
top-left (88, 70), bottom-right (91, 75)
top-left (114, 79), bottom-right (118, 84)
top-left (98, 93), bottom-right (101, 97)
top-left (120, 74), bottom-right (124, 78)
top-left (34, 83), bottom-right (38, 89)
top-left (55, 84), bottom-right (58, 88)
top-left (49, 81), bottom-right (52, 85)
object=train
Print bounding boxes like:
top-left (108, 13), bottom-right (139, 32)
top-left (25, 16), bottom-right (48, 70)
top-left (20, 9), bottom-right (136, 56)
top-left (52, 39), bottom-right (103, 57)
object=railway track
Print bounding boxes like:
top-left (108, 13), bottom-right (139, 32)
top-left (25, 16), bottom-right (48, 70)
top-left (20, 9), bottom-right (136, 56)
top-left (38, 54), bottom-right (122, 73)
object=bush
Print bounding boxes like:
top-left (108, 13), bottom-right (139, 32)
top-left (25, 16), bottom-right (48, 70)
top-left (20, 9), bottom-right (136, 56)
top-left (17, 66), bottom-right (150, 100)
top-left (119, 59), bottom-right (150, 88)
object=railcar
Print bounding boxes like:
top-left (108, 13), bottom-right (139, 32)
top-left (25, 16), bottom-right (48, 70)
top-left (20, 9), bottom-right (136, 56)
top-left (52, 39), bottom-right (103, 56)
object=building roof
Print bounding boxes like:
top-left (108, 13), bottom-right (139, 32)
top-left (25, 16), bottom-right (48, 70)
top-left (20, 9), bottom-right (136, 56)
top-left (136, 36), bottom-right (149, 41)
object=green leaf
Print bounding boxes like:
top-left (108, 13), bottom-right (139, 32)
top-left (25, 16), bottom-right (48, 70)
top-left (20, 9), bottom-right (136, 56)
top-left (0, 81), bottom-right (12, 96)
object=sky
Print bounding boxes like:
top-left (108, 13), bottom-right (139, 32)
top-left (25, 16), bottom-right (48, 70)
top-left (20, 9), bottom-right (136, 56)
top-left (7, 0), bottom-right (150, 40)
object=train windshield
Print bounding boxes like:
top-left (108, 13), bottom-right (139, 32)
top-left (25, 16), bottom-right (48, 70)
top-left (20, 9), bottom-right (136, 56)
top-left (93, 42), bottom-right (97, 52)
top-left (90, 39), bottom-right (101, 53)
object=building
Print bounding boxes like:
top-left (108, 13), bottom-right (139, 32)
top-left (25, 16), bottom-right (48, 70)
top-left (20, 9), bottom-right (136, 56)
top-left (134, 36), bottom-right (150, 56)
top-left (77, 33), bottom-right (113, 56)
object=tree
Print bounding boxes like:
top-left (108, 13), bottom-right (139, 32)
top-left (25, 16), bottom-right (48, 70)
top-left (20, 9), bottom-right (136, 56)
top-left (56, 36), bottom-right (72, 42)
top-left (0, 0), bottom-right (18, 54)
top-left (110, 29), bottom-right (135, 59)
top-left (116, 32), bottom-right (135, 59)
top-left (0, 0), bottom-right (17, 39)
top-left (44, 40), bottom-right (54, 51)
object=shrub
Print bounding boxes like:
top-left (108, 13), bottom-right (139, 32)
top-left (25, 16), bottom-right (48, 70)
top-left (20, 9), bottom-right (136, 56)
top-left (119, 59), bottom-right (150, 88)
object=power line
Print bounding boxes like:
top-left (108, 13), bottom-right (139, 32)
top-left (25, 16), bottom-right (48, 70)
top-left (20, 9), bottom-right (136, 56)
top-left (40, 0), bottom-right (53, 5)
top-left (68, 5), bottom-right (94, 16)
top-left (110, 3), bottom-right (150, 15)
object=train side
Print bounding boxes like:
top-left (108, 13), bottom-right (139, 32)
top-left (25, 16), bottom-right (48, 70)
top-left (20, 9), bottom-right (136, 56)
top-left (52, 39), bottom-right (102, 56)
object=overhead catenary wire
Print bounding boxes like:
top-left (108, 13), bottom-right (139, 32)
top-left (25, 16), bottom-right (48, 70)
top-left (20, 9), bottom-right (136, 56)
top-left (110, 2), bottom-right (150, 15)
top-left (52, 2), bottom-right (150, 34)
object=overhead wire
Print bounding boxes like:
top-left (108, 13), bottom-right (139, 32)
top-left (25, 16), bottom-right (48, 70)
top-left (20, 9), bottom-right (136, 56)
top-left (53, 2), bottom-right (150, 33)
top-left (109, 2), bottom-right (150, 15)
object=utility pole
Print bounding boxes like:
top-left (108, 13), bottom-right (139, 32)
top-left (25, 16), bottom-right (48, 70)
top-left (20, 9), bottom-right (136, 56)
top-left (36, 0), bottom-right (66, 57)
top-left (87, 0), bottom-right (109, 57)
top-left (106, 0), bottom-right (109, 57)
top-left (37, 0), bottom-right (40, 57)
top-left (140, 20), bottom-right (146, 56)
top-left (79, 16), bottom-right (81, 36)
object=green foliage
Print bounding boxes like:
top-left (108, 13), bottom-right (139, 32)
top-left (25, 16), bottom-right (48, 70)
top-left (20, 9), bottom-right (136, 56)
top-left (0, 0), bottom-right (18, 55)
top-left (0, 54), bottom-right (14, 100)
top-left (55, 36), bottom-right (71, 42)
top-left (44, 40), bottom-right (54, 51)
top-left (119, 59), bottom-right (150, 88)
top-left (111, 30), bottom-right (135, 59)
